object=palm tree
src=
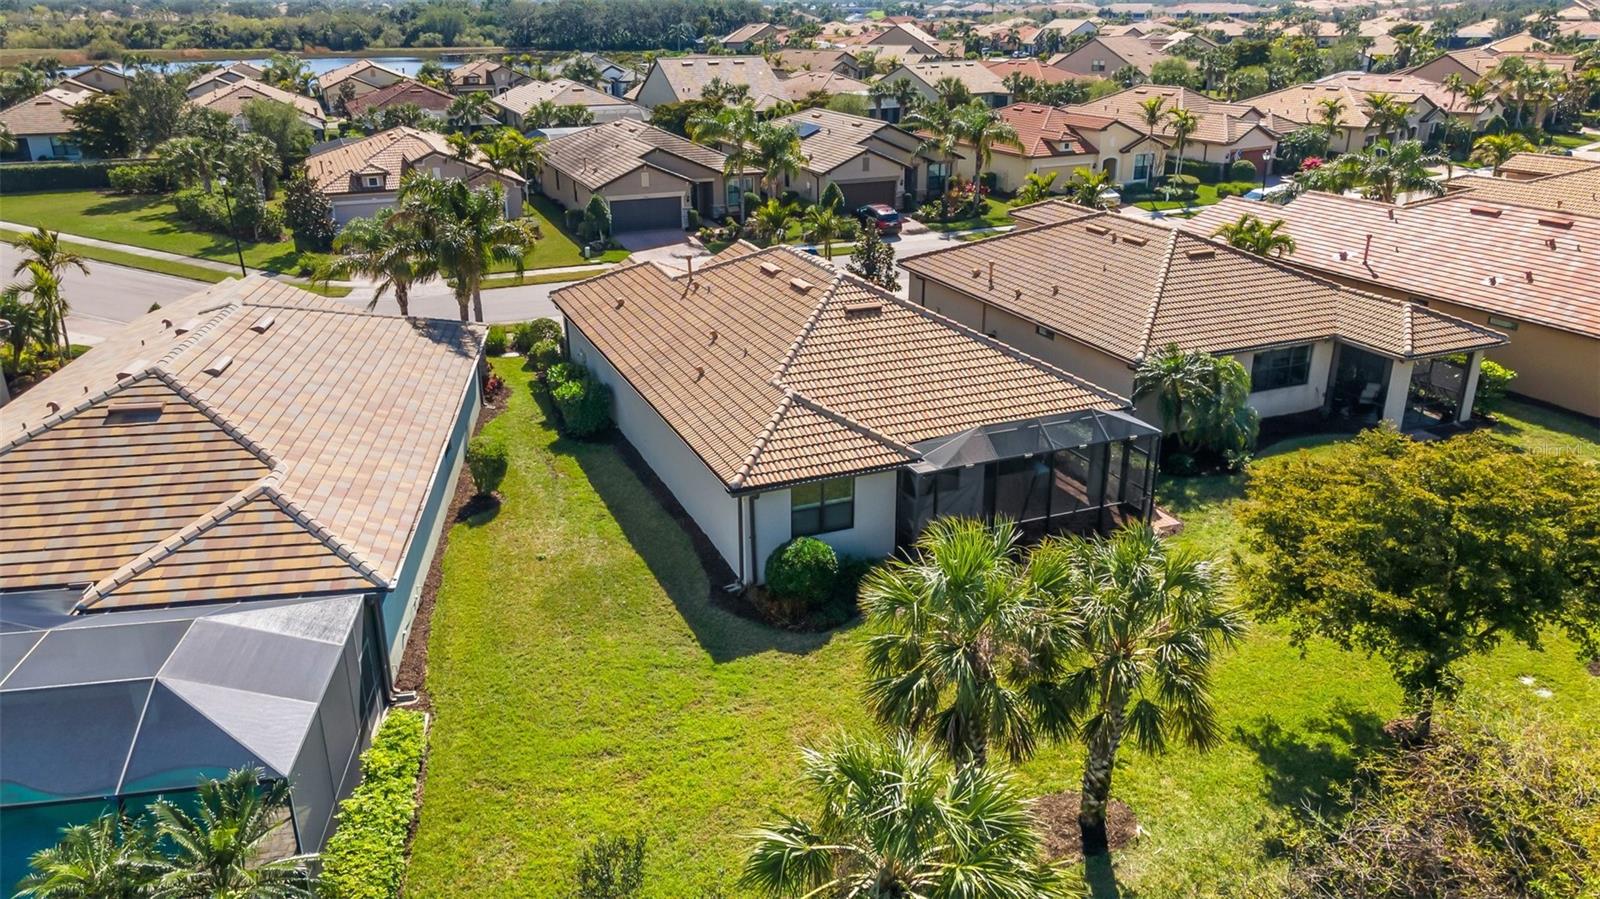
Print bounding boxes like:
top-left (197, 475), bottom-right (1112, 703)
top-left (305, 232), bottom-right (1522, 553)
top-left (1470, 132), bottom-right (1535, 175)
top-left (1138, 96), bottom-right (1167, 188)
top-left (1211, 213), bottom-right (1297, 258)
top-left (861, 518), bottom-right (1078, 766)
top-left (261, 53), bottom-right (314, 93)
top-left (1053, 523), bottom-right (1244, 855)
top-left (1065, 166), bottom-right (1113, 208)
top-left (931, 74), bottom-right (973, 108)
top-left (1014, 170), bottom-right (1059, 205)
top-left (742, 734), bottom-right (1072, 898)
top-left (396, 173), bottom-right (531, 322)
top-left (1133, 344), bottom-right (1213, 449)
top-left (223, 134), bottom-right (280, 209)
top-left (157, 135), bottom-right (216, 192)
top-left (905, 103), bottom-right (963, 211)
top-left (955, 102), bottom-right (1021, 215)
top-left (867, 78), bottom-right (893, 120)
top-left (318, 209), bottom-right (438, 316)
top-left (1362, 93), bottom-right (1410, 144)
top-left (799, 204), bottom-right (852, 258)
top-left (889, 78), bottom-right (921, 124)
top-left (688, 103), bottom-right (759, 224)
top-left (448, 91), bottom-right (495, 132)
top-left (1165, 107), bottom-right (1198, 177)
top-left (149, 768), bottom-right (313, 897)
top-left (748, 120), bottom-right (808, 200)
top-left (1358, 139), bottom-right (1445, 203)
top-left (10, 227), bottom-right (87, 356)
top-left (1315, 96), bottom-right (1346, 153)
top-left (750, 198), bottom-right (795, 244)
top-left (16, 814), bottom-right (163, 898)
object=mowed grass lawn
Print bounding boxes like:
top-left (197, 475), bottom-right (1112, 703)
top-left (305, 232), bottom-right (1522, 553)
top-left (0, 190), bottom-right (625, 274)
top-left (408, 363), bottom-right (1600, 897)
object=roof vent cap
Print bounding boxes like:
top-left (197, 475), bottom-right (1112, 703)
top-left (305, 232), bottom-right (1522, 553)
top-left (249, 314), bottom-right (275, 333)
top-left (174, 317), bottom-right (201, 335)
top-left (759, 261), bottom-right (783, 277)
top-left (203, 354), bottom-right (234, 377)
top-left (789, 278), bottom-right (813, 293)
top-left (116, 360), bottom-right (151, 380)
top-left (1185, 248), bottom-right (1216, 260)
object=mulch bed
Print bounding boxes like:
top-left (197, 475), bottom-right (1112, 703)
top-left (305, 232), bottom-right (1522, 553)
top-left (1588, 658), bottom-right (1599, 677)
top-left (1032, 791), bottom-right (1139, 862)
top-left (392, 377), bottom-right (511, 709)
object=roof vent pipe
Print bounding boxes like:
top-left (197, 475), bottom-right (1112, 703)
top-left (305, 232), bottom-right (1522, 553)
top-left (1362, 233), bottom-right (1372, 265)
top-left (987, 260), bottom-right (994, 290)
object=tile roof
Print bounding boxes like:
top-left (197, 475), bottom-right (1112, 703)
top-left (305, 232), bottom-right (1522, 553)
top-left (490, 77), bottom-right (635, 117)
top-left (902, 204), bottom-right (1505, 361)
top-left (1451, 163), bottom-right (1600, 218)
top-left (189, 79), bottom-right (324, 122)
top-left (1249, 77), bottom-right (1442, 128)
top-left (304, 126), bottom-right (522, 196)
top-left (897, 60), bottom-right (1010, 94)
top-left (316, 59), bottom-right (404, 94)
top-left (539, 118), bottom-right (730, 191)
top-left (344, 78), bottom-right (454, 114)
top-left (723, 22), bottom-right (777, 43)
top-left (649, 55), bottom-right (789, 109)
top-left (773, 48), bottom-right (861, 74)
top-left (449, 59), bottom-right (516, 81)
top-left (1183, 193), bottom-right (1600, 338)
top-left (1311, 71), bottom-right (1486, 116)
top-left (1067, 84), bottom-right (1277, 146)
top-left (779, 70), bottom-right (871, 100)
top-left (1496, 152), bottom-right (1600, 179)
top-left (1073, 36), bottom-right (1175, 74)
top-left (0, 87), bottom-right (95, 136)
top-left (991, 103), bottom-right (1113, 157)
top-left (982, 59), bottom-right (1083, 85)
top-left (552, 247), bottom-right (1125, 491)
top-left (0, 277), bottom-right (484, 609)
top-left (779, 107), bottom-right (923, 173)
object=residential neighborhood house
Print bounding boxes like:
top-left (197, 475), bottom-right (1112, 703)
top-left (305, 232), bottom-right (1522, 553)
top-left (630, 55), bottom-right (789, 110)
top-left (536, 118), bottom-right (741, 230)
top-left (303, 127), bottom-right (525, 226)
top-left (491, 78), bottom-right (646, 128)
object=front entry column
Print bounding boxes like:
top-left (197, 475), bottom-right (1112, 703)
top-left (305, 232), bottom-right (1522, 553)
top-left (1458, 351), bottom-right (1483, 422)
top-left (1380, 359), bottom-right (1415, 426)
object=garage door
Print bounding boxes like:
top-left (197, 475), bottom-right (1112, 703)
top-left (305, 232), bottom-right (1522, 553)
top-left (839, 180), bottom-right (898, 209)
top-left (610, 196), bottom-right (682, 231)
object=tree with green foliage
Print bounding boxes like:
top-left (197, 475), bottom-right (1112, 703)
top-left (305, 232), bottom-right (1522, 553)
top-left (817, 179), bottom-right (846, 214)
top-left (260, 53), bottom-right (314, 93)
top-left (799, 203), bottom-right (853, 258)
top-left (467, 434), bottom-right (509, 496)
top-left (1470, 132), bottom-right (1536, 175)
top-left (847, 224), bottom-right (897, 289)
top-left (583, 194), bottom-right (613, 242)
top-left (1065, 166), bottom-right (1113, 209)
top-left (1150, 57), bottom-right (1198, 88)
top-left (1134, 344), bottom-right (1258, 465)
top-left (1355, 139), bottom-right (1446, 204)
top-left (64, 93), bottom-right (133, 158)
top-left (15, 814), bottom-right (163, 899)
top-left (148, 768), bottom-right (312, 897)
top-left (281, 170), bottom-right (336, 251)
top-left (241, 98), bottom-right (314, 170)
top-left (1211, 213), bottom-right (1297, 258)
top-left (1054, 524), bottom-right (1242, 854)
top-left (1014, 170), bottom-right (1059, 206)
top-left (954, 101), bottom-right (1021, 215)
top-left (397, 174), bottom-right (532, 322)
top-left (742, 734), bottom-right (1073, 898)
top-left (1165, 107), bottom-right (1199, 176)
top-left (749, 197), bottom-right (794, 244)
top-left (1237, 428), bottom-right (1600, 741)
top-left (571, 835), bottom-right (647, 898)
top-left (120, 68), bottom-right (187, 154)
top-left (8, 228), bottom-right (87, 357)
top-left (861, 518), bottom-right (1079, 766)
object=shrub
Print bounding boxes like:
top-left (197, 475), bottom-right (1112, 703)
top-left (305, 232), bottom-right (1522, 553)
top-left (173, 187), bottom-right (283, 241)
top-left (1167, 173), bottom-right (1200, 196)
top-left (529, 337), bottom-right (562, 372)
top-left (1230, 158), bottom-right (1258, 182)
top-left (765, 536), bottom-right (839, 609)
top-left (1473, 359), bottom-right (1516, 414)
top-left (511, 318), bottom-right (560, 354)
top-left (484, 324), bottom-right (508, 356)
top-left (1215, 184), bottom-right (1236, 199)
top-left (107, 162), bottom-right (176, 195)
top-left (552, 371), bottom-right (613, 439)
top-left (685, 208), bottom-right (701, 230)
top-left (547, 361), bottom-right (585, 389)
top-left (282, 172), bottom-right (336, 252)
top-left (563, 207), bottom-right (585, 234)
top-left (318, 709), bottom-right (426, 899)
top-left (466, 434), bottom-right (509, 496)
top-left (0, 159), bottom-right (130, 194)
top-left (570, 834), bottom-right (647, 898)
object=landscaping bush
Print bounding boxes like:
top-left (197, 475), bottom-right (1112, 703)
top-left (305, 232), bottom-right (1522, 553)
top-left (0, 158), bottom-right (136, 194)
top-left (547, 361), bottom-right (585, 389)
top-left (484, 324), bottom-right (508, 356)
top-left (1229, 159), bottom-right (1258, 182)
top-left (563, 207), bottom-right (585, 234)
top-left (466, 434), bottom-right (509, 496)
top-left (765, 536), bottom-right (839, 610)
top-left (1167, 174), bottom-right (1200, 196)
top-left (173, 187), bottom-right (283, 241)
top-left (106, 162), bottom-right (177, 195)
top-left (529, 337), bottom-right (562, 372)
top-left (1215, 184), bottom-right (1236, 199)
top-left (569, 834), bottom-right (647, 898)
top-left (511, 318), bottom-right (560, 354)
top-left (685, 208), bottom-right (700, 230)
top-left (1473, 359), bottom-right (1516, 414)
top-left (551, 370), bottom-right (613, 439)
top-left (318, 709), bottom-right (426, 899)
top-left (283, 172), bottom-right (336, 252)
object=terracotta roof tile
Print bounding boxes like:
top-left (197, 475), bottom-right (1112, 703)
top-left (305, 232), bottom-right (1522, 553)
top-left (344, 78), bottom-right (454, 114)
top-left (0, 87), bottom-right (95, 136)
top-left (190, 79), bottom-right (324, 122)
top-left (539, 118), bottom-right (730, 191)
top-left (303, 126), bottom-right (522, 196)
top-left (490, 77), bottom-right (637, 117)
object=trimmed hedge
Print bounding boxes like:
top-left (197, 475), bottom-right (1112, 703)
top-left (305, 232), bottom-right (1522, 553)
top-left (484, 324), bottom-right (508, 356)
top-left (107, 162), bottom-right (177, 195)
top-left (511, 318), bottom-right (560, 355)
top-left (547, 361), bottom-right (613, 439)
top-left (765, 537), bottom-right (839, 608)
top-left (0, 158), bottom-right (143, 193)
top-left (528, 337), bottom-right (561, 372)
top-left (319, 709), bottom-right (427, 899)
top-left (466, 434), bottom-right (509, 496)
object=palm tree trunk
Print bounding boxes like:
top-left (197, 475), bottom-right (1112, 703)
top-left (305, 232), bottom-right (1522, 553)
top-left (395, 282), bottom-right (410, 318)
top-left (1078, 724), bottom-right (1119, 856)
top-left (472, 283), bottom-right (485, 323)
top-left (454, 286), bottom-right (471, 322)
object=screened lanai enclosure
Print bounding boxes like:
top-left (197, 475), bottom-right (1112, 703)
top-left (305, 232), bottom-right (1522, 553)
top-left (896, 409), bottom-right (1161, 545)
top-left (0, 593), bottom-right (386, 890)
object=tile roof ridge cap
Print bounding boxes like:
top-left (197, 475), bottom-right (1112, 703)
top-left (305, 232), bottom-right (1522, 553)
top-left (731, 391), bottom-right (796, 489)
top-left (769, 263), bottom-right (844, 385)
top-left (147, 367), bottom-right (279, 468)
top-left (155, 298), bottom-right (242, 368)
top-left (552, 258), bottom-right (670, 295)
top-left (899, 209), bottom-right (1094, 264)
top-left (1138, 230), bottom-right (1182, 361)
top-left (0, 367), bottom-right (155, 455)
top-left (787, 391), bottom-right (922, 460)
top-left (256, 482), bottom-right (390, 587)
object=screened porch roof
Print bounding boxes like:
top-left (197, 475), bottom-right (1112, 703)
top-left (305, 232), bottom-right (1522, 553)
top-left (909, 409), bottom-right (1160, 474)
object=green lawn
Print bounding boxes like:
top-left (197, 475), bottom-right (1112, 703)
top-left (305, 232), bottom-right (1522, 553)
top-left (1, 226), bottom-right (230, 284)
top-left (520, 195), bottom-right (631, 270)
top-left (1133, 180), bottom-right (1259, 212)
top-left (1, 190), bottom-right (320, 273)
top-left (407, 364), bottom-right (1599, 897)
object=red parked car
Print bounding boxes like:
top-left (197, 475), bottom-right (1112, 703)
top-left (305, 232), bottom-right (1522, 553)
top-left (854, 203), bottom-right (902, 236)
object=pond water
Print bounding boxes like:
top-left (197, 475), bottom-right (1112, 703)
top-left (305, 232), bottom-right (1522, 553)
top-left (68, 54), bottom-right (495, 78)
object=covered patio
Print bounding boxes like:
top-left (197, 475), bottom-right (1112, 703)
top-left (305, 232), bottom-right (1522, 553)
top-left (896, 409), bottom-right (1161, 545)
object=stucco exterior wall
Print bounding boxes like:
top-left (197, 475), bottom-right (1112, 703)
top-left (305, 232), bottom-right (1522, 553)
top-left (1429, 299), bottom-right (1600, 419)
top-left (750, 471), bottom-right (899, 581)
top-left (1231, 341), bottom-right (1337, 418)
top-left (633, 69), bottom-right (682, 108)
top-left (567, 324), bottom-right (746, 572)
top-left (542, 165), bottom-right (692, 221)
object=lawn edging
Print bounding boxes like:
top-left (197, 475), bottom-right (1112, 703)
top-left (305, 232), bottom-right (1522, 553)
top-left (318, 708), bottom-right (429, 899)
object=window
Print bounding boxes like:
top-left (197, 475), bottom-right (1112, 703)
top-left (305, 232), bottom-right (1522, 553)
top-left (1487, 314), bottom-right (1518, 331)
top-left (1035, 325), bottom-right (1056, 340)
top-left (791, 477), bottom-right (854, 536)
top-left (1091, 59), bottom-right (1107, 72)
top-left (927, 162), bottom-right (948, 195)
top-left (862, 155), bottom-right (870, 172)
top-left (641, 169), bottom-right (650, 187)
top-left (1251, 345), bottom-right (1313, 392)
top-left (363, 175), bottom-right (382, 189)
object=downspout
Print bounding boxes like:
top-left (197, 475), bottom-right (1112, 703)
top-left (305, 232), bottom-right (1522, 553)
top-left (747, 493), bottom-right (760, 587)
top-left (363, 592), bottom-right (405, 703)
